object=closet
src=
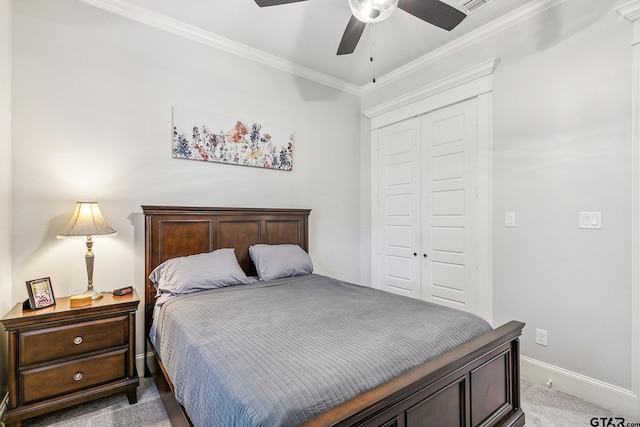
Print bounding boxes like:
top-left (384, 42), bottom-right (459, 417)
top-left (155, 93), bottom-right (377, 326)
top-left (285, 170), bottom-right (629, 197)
top-left (377, 97), bottom-right (479, 310)
top-left (368, 60), bottom-right (497, 320)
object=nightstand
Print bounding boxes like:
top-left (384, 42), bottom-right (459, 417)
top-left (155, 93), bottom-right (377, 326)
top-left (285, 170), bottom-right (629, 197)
top-left (1, 291), bottom-right (140, 427)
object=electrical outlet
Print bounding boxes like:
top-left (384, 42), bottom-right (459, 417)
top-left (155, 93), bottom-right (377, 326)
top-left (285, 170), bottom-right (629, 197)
top-left (535, 328), bottom-right (548, 346)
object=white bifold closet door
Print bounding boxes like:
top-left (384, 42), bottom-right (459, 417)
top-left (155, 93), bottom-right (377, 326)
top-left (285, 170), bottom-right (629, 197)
top-left (378, 98), bottom-right (479, 312)
top-left (377, 117), bottom-right (422, 298)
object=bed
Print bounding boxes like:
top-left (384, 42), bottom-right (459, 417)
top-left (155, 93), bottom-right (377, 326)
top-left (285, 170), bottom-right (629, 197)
top-left (143, 205), bottom-right (525, 427)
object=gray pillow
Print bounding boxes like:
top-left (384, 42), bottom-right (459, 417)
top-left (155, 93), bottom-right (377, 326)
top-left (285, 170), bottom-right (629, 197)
top-left (249, 244), bottom-right (313, 281)
top-left (149, 248), bottom-right (251, 295)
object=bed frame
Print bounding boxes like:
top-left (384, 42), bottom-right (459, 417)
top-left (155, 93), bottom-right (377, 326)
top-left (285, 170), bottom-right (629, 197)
top-left (143, 205), bottom-right (525, 427)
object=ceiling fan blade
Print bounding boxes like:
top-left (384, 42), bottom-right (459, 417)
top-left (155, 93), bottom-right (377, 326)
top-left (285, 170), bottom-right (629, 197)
top-left (254, 0), bottom-right (308, 6)
top-left (337, 15), bottom-right (366, 55)
top-left (398, 0), bottom-right (466, 31)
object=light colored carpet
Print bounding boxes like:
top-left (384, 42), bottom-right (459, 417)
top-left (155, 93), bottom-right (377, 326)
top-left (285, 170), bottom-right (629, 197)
top-left (22, 377), bottom-right (171, 427)
top-left (521, 378), bottom-right (639, 427)
top-left (19, 376), bottom-right (639, 426)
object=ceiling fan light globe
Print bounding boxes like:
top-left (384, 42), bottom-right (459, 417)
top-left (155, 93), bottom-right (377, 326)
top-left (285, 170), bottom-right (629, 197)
top-left (348, 0), bottom-right (399, 23)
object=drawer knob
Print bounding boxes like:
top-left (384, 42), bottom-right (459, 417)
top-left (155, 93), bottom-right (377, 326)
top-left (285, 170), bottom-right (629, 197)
top-left (73, 336), bottom-right (83, 345)
top-left (73, 372), bottom-right (83, 381)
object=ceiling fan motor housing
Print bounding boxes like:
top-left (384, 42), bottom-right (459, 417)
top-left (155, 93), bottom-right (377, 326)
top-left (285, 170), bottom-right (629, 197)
top-left (254, 0), bottom-right (467, 56)
top-left (348, 0), bottom-right (399, 23)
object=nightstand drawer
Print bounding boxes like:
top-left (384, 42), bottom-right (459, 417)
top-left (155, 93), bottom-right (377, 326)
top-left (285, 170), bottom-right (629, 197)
top-left (20, 349), bottom-right (127, 404)
top-left (19, 315), bottom-right (128, 366)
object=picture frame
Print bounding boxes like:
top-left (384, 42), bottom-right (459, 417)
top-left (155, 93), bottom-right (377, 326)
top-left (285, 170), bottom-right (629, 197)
top-left (25, 277), bottom-right (56, 310)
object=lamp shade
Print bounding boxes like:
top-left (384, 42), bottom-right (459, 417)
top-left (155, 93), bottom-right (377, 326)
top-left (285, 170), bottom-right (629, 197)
top-left (57, 202), bottom-right (117, 238)
top-left (348, 0), bottom-right (399, 23)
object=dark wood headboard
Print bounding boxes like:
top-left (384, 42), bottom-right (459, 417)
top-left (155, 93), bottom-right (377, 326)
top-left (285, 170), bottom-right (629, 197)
top-left (142, 205), bottom-right (311, 344)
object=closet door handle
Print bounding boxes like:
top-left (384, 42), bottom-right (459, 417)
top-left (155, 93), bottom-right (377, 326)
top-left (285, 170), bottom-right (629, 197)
top-left (413, 252), bottom-right (417, 257)
top-left (423, 253), bottom-right (428, 258)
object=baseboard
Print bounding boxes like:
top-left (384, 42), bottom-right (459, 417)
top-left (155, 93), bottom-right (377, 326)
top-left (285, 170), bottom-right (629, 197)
top-left (521, 356), bottom-right (639, 419)
top-left (0, 391), bottom-right (8, 425)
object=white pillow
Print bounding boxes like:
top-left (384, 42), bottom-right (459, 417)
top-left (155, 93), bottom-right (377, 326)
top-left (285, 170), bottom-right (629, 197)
top-left (249, 244), bottom-right (313, 281)
top-left (149, 248), bottom-right (251, 295)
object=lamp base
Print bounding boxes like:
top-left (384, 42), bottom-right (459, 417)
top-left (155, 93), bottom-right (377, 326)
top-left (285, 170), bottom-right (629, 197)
top-left (85, 288), bottom-right (103, 300)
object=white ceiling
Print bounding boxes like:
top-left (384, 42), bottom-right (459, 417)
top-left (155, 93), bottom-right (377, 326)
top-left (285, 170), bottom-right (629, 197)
top-left (82, 0), bottom-right (539, 90)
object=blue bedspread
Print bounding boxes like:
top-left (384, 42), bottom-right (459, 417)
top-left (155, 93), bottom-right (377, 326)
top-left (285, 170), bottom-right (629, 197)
top-left (154, 274), bottom-right (491, 427)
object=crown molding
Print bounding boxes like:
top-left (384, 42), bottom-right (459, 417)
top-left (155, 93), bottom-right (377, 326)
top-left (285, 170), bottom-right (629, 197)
top-left (77, 0), bottom-right (564, 97)
top-left (360, 0), bottom-right (566, 95)
top-left (76, 0), bottom-right (362, 95)
top-left (617, 0), bottom-right (640, 22)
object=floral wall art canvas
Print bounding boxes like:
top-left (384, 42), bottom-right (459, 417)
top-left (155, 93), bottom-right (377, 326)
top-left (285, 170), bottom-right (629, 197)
top-left (172, 107), bottom-right (293, 171)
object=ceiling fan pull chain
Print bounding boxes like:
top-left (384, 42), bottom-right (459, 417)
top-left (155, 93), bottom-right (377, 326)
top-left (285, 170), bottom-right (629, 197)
top-left (370, 22), bottom-right (376, 83)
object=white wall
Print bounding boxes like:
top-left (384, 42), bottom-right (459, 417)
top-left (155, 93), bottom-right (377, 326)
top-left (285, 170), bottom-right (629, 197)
top-left (492, 1), bottom-right (631, 390)
top-left (10, 0), bottom-right (638, 417)
top-left (0, 0), bottom-right (12, 401)
top-left (361, 0), bottom-right (633, 398)
top-left (11, 0), bottom-right (361, 356)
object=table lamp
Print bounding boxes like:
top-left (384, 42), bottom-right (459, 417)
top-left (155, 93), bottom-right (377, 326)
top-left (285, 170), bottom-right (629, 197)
top-left (57, 202), bottom-right (117, 300)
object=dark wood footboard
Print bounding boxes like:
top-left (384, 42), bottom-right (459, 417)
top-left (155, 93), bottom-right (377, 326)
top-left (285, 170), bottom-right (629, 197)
top-left (303, 321), bottom-right (525, 427)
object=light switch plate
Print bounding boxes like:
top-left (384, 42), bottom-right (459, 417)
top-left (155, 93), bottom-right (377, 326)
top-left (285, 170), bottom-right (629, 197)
top-left (505, 212), bottom-right (516, 227)
top-left (579, 212), bottom-right (602, 229)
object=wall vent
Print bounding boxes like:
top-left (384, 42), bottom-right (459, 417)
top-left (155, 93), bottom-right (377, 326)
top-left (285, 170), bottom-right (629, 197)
top-left (457, 0), bottom-right (493, 14)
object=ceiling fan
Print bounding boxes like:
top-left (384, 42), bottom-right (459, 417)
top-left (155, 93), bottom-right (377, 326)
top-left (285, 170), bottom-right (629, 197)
top-left (254, 0), bottom-right (467, 55)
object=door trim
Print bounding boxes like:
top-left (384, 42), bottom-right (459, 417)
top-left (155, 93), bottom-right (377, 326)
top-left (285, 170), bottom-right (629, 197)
top-left (363, 58), bottom-right (499, 128)
top-left (369, 59), bottom-right (498, 324)
top-left (617, 1), bottom-right (640, 418)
